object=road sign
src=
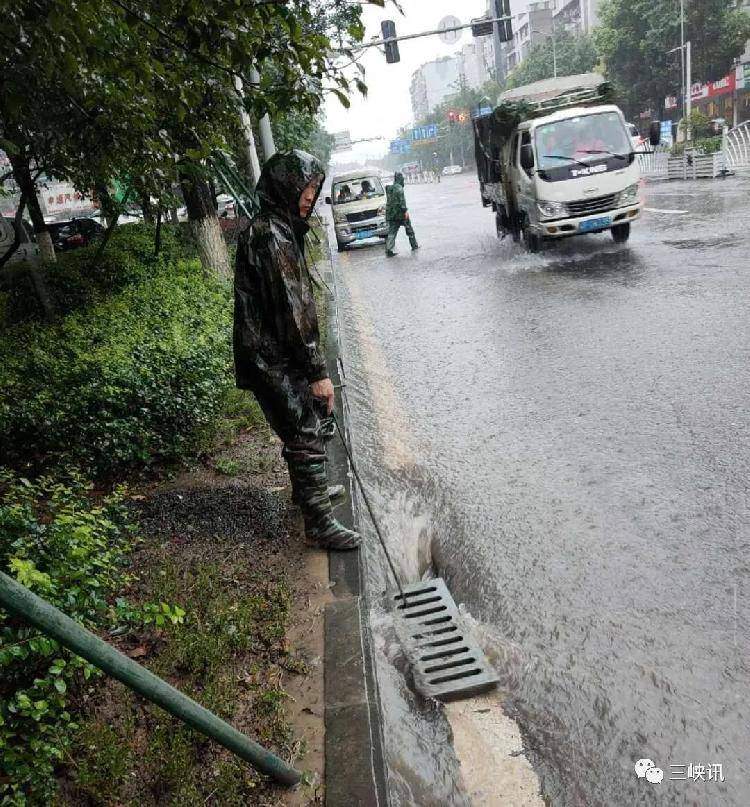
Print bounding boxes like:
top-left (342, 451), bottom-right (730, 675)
top-left (471, 106), bottom-right (493, 119)
top-left (438, 15), bottom-right (462, 45)
top-left (390, 139), bottom-right (411, 155)
top-left (411, 123), bottom-right (439, 142)
top-left (332, 130), bottom-right (351, 150)
top-left (660, 120), bottom-right (673, 147)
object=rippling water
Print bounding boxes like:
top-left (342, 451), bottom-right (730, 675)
top-left (331, 175), bottom-right (750, 806)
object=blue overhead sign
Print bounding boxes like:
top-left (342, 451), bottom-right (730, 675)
top-left (472, 106), bottom-right (493, 119)
top-left (411, 123), bottom-right (438, 142)
top-left (390, 139), bottom-right (411, 154)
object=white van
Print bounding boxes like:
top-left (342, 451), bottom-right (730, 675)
top-left (325, 170), bottom-right (388, 252)
top-left (0, 216), bottom-right (41, 266)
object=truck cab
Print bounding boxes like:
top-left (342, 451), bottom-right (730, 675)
top-left (507, 104), bottom-right (642, 250)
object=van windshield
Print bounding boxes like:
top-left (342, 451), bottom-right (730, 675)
top-left (535, 112), bottom-right (631, 171)
top-left (332, 176), bottom-right (384, 204)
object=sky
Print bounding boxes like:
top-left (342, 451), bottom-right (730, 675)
top-left (324, 0), bottom-right (489, 165)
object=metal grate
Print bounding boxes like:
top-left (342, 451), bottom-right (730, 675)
top-left (346, 208), bottom-right (379, 223)
top-left (393, 578), bottom-right (499, 700)
top-left (566, 193), bottom-right (617, 217)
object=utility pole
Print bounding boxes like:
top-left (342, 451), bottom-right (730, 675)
top-left (551, 14), bottom-right (558, 79)
top-left (250, 67), bottom-right (277, 160)
top-left (686, 39), bottom-right (692, 141)
top-left (234, 76), bottom-right (261, 186)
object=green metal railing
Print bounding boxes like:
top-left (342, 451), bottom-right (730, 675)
top-left (0, 571), bottom-right (302, 787)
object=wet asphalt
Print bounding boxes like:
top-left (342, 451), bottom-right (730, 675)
top-left (328, 173), bottom-right (750, 806)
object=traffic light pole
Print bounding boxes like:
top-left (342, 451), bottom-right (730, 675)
top-left (351, 16), bottom-right (512, 51)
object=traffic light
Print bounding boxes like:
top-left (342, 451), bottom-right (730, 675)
top-left (381, 20), bottom-right (400, 64)
top-left (493, 0), bottom-right (510, 17)
top-left (493, 0), bottom-right (513, 42)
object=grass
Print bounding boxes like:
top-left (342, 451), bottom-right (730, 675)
top-left (63, 544), bottom-right (295, 806)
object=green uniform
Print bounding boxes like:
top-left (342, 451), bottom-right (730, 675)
top-left (385, 172), bottom-right (418, 254)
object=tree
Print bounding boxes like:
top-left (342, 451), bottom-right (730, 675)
top-left (273, 112), bottom-right (336, 168)
top-left (1, 1), bottom-right (386, 274)
top-left (506, 32), bottom-right (599, 90)
top-left (595, 0), bottom-right (750, 119)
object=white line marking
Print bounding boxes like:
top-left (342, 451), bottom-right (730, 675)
top-left (644, 207), bottom-right (688, 214)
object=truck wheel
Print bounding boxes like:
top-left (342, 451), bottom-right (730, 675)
top-left (522, 219), bottom-right (542, 253)
top-left (611, 223), bottom-right (630, 243)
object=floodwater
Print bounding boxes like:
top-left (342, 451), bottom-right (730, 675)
top-left (327, 173), bottom-right (750, 806)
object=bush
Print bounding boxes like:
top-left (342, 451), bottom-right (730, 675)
top-left (671, 136), bottom-right (723, 156)
top-left (0, 259), bottom-right (233, 477)
top-left (1, 223), bottom-right (196, 326)
top-left (0, 472), bottom-right (137, 804)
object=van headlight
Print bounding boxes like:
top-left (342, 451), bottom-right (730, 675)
top-left (537, 200), bottom-right (566, 219)
top-left (333, 209), bottom-right (347, 223)
top-left (377, 205), bottom-right (386, 217)
top-left (618, 183), bottom-right (639, 203)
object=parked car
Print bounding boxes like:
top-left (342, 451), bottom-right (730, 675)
top-left (325, 169), bottom-right (389, 252)
top-left (0, 216), bottom-right (41, 265)
top-left (48, 217), bottom-right (105, 251)
top-left (442, 164), bottom-right (463, 176)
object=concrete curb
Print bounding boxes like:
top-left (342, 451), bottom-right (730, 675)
top-left (321, 246), bottom-right (389, 807)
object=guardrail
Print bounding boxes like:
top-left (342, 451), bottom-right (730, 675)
top-left (724, 121), bottom-right (750, 173)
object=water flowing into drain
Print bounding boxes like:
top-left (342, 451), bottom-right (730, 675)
top-left (333, 411), bottom-right (498, 700)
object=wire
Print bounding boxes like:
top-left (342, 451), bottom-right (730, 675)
top-left (332, 411), bottom-right (405, 600)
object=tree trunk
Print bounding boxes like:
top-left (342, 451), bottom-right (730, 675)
top-left (140, 192), bottom-right (155, 224)
top-left (0, 190), bottom-right (27, 269)
top-left (95, 185), bottom-right (120, 229)
top-left (179, 165), bottom-right (230, 278)
top-left (154, 208), bottom-right (162, 256)
top-left (9, 152), bottom-right (55, 263)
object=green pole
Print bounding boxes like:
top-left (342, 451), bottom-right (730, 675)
top-left (0, 571), bottom-right (302, 787)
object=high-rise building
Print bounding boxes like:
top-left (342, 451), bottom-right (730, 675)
top-left (409, 56), bottom-right (463, 119)
top-left (460, 42), bottom-right (493, 90)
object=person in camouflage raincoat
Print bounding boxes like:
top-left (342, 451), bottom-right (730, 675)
top-left (385, 171), bottom-right (419, 256)
top-left (233, 150), bottom-right (360, 551)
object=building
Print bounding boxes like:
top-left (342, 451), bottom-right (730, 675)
top-left (409, 56), bottom-right (463, 119)
top-left (460, 41), bottom-right (492, 91)
top-left (553, 0), bottom-right (600, 34)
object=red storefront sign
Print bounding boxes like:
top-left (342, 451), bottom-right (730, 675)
top-left (691, 73), bottom-right (735, 101)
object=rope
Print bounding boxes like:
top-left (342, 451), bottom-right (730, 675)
top-left (332, 411), bottom-right (405, 601)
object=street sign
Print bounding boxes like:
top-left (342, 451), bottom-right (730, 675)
top-left (471, 16), bottom-right (494, 37)
top-left (332, 130), bottom-right (352, 150)
top-left (471, 106), bottom-right (493, 119)
top-left (411, 123), bottom-right (439, 142)
top-left (438, 15), bottom-right (462, 45)
top-left (390, 139), bottom-right (411, 155)
top-left (660, 120), bottom-right (673, 147)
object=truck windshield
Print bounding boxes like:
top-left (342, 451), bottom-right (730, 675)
top-left (332, 177), bottom-right (384, 204)
top-left (535, 112), bottom-right (631, 171)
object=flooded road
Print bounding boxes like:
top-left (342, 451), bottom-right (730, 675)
top-left (327, 173), bottom-right (750, 806)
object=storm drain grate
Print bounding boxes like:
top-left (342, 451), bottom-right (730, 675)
top-left (393, 578), bottom-right (499, 700)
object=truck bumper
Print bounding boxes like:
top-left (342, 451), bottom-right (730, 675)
top-left (533, 202), bottom-right (643, 238)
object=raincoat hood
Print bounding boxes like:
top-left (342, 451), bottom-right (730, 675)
top-left (256, 150), bottom-right (325, 223)
top-left (394, 171), bottom-right (405, 187)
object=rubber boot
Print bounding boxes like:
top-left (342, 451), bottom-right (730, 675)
top-left (290, 475), bottom-right (346, 507)
top-left (290, 460), bottom-right (361, 550)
